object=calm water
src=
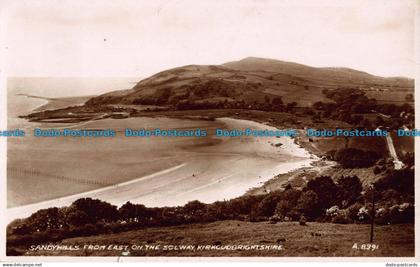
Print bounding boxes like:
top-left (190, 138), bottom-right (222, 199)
top-left (8, 77), bottom-right (139, 128)
top-left (7, 78), bottom-right (312, 220)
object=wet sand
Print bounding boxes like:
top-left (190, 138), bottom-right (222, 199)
top-left (7, 97), bottom-right (315, 222)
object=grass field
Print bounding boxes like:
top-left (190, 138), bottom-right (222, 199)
top-left (24, 221), bottom-right (414, 257)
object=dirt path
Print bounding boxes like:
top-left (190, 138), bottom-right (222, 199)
top-left (385, 135), bottom-right (404, 169)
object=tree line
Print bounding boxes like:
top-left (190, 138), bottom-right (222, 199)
top-left (7, 166), bottom-right (414, 255)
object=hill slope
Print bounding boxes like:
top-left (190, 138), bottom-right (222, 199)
top-left (83, 57), bottom-right (414, 108)
top-left (22, 220), bottom-right (414, 257)
top-left (223, 57), bottom-right (413, 87)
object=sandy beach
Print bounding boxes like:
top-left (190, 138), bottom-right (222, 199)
top-left (7, 96), bottom-right (315, 223)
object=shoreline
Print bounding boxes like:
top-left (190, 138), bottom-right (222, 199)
top-left (7, 95), bottom-right (319, 222)
top-left (6, 164), bottom-right (187, 223)
top-left (245, 159), bottom-right (335, 195)
top-left (7, 98), bottom-right (318, 223)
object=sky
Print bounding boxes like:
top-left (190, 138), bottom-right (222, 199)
top-left (1, 0), bottom-right (417, 78)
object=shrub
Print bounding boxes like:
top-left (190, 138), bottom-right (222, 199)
top-left (299, 216), bottom-right (307, 226)
top-left (305, 176), bottom-right (339, 209)
top-left (347, 202), bottom-right (363, 222)
top-left (325, 150), bottom-right (336, 160)
top-left (325, 205), bottom-right (340, 218)
top-left (296, 190), bottom-right (320, 219)
top-left (285, 210), bottom-right (302, 221)
top-left (331, 213), bottom-right (350, 224)
top-left (119, 201), bottom-right (150, 222)
top-left (274, 188), bottom-right (302, 218)
top-left (336, 176), bottom-right (362, 206)
top-left (357, 206), bottom-right (371, 222)
top-left (373, 166), bottom-right (382, 175)
top-left (269, 214), bottom-right (282, 223)
top-left (70, 198), bottom-right (119, 223)
top-left (256, 191), bottom-right (283, 217)
top-left (374, 168), bottom-right (414, 195)
top-left (334, 148), bottom-right (381, 168)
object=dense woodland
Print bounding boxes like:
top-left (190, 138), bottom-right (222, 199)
top-left (170, 87), bottom-right (414, 130)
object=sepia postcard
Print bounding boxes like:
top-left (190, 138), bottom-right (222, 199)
top-left (0, 0), bottom-right (418, 264)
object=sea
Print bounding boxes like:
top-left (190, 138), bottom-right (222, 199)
top-left (6, 77), bottom-right (313, 222)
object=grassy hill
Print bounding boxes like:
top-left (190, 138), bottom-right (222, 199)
top-left (85, 57), bottom-right (414, 108)
top-left (223, 57), bottom-right (413, 87)
top-left (24, 220), bottom-right (413, 257)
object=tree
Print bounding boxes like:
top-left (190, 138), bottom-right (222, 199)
top-left (26, 207), bottom-right (66, 232)
top-left (286, 102), bottom-right (298, 112)
top-left (351, 115), bottom-right (364, 125)
top-left (256, 191), bottom-right (283, 217)
top-left (65, 209), bottom-right (89, 226)
top-left (305, 176), bottom-right (339, 209)
top-left (274, 188), bottom-right (301, 218)
top-left (339, 112), bottom-right (352, 123)
top-left (334, 148), bottom-right (381, 168)
top-left (312, 112), bottom-right (321, 122)
top-left (405, 93), bottom-right (414, 102)
top-left (272, 96), bottom-right (283, 106)
top-left (183, 200), bottom-right (206, 217)
top-left (313, 101), bottom-right (324, 110)
top-left (379, 104), bottom-right (397, 116)
top-left (226, 195), bottom-right (260, 215)
top-left (336, 176), bottom-right (362, 207)
top-left (374, 168), bottom-right (414, 195)
top-left (362, 118), bottom-right (372, 129)
top-left (69, 198), bottom-right (118, 223)
top-left (206, 201), bottom-right (228, 220)
top-left (375, 115), bottom-right (385, 126)
top-left (119, 201), bottom-right (149, 222)
top-left (296, 190), bottom-right (319, 219)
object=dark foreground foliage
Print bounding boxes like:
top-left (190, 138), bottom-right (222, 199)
top-left (334, 148), bottom-right (382, 168)
top-left (7, 167), bottom-right (414, 255)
